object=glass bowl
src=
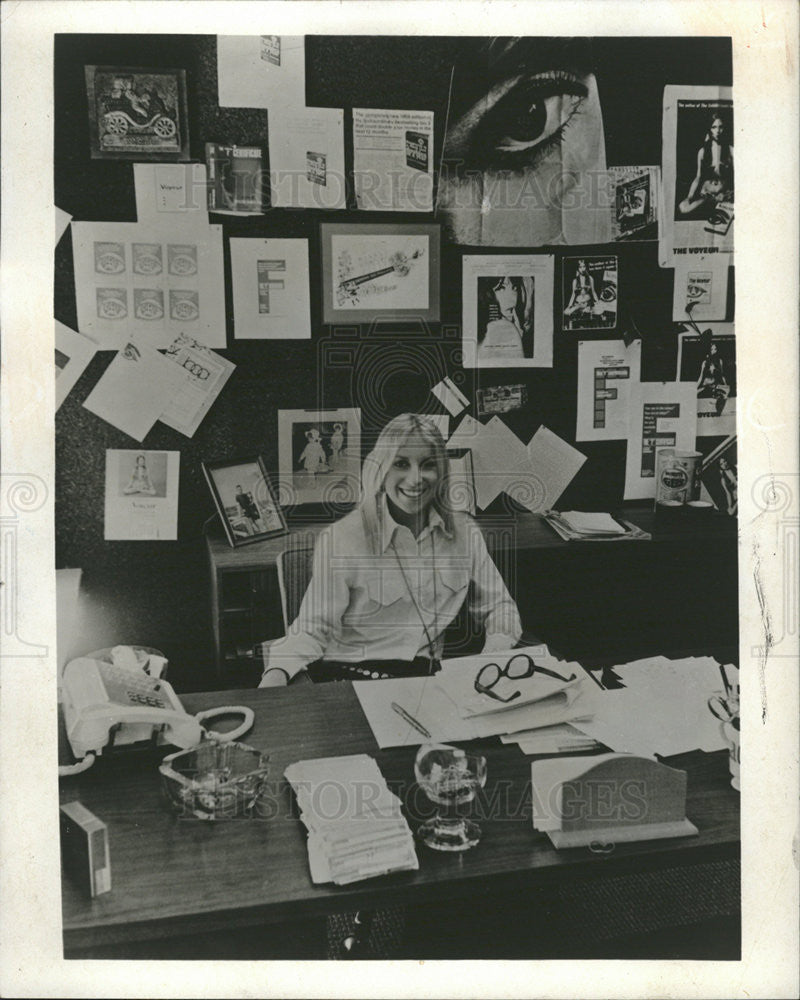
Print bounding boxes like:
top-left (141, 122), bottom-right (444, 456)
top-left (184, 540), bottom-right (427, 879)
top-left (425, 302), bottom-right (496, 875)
top-left (160, 740), bottom-right (270, 820)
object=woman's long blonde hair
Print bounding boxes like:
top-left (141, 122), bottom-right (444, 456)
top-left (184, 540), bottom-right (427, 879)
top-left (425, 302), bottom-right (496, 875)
top-left (359, 413), bottom-right (453, 552)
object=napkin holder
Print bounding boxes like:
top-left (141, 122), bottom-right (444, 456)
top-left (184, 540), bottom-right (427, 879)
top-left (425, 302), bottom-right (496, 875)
top-left (532, 753), bottom-right (698, 849)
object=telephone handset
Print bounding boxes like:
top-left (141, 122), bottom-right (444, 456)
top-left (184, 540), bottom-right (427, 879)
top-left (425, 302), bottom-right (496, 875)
top-left (59, 655), bottom-right (254, 777)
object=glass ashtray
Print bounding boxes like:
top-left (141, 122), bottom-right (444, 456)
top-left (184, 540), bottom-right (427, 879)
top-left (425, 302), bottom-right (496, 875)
top-left (160, 740), bottom-right (270, 820)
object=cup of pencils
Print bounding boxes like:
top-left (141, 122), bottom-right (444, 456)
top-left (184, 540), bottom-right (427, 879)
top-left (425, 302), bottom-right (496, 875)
top-left (708, 664), bottom-right (740, 791)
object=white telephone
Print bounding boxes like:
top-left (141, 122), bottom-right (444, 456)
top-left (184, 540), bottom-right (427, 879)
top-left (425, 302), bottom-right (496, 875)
top-left (59, 648), bottom-right (254, 777)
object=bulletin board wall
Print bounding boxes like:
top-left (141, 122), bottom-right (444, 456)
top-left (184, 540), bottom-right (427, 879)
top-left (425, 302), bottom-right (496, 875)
top-left (54, 34), bottom-right (733, 683)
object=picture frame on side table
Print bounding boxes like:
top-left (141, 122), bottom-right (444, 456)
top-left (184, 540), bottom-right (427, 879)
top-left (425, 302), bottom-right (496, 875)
top-left (202, 455), bottom-right (288, 548)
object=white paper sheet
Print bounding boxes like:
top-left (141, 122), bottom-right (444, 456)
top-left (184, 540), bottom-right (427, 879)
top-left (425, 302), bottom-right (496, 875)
top-left (160, 333), bottom-right (235, 437)
top-left (71, 221), bottom-right (227, 349)
top-left (672, 261), bottom-right (730, 321)
top-left (431, 376), bottom-right (469, 417)
top-left (83, 342), bottom-right (184, 441)
top-left (353, 108), bottom-right (434, 212)
top-left (217, 35), bottom-right (305, 109)
top-left (268, 107), bottom-right (345, 209)
top-left (623, 381), bottom-right (697, 499)
top-left (511, 425), bottom-right (587, 513)
top-left (55, 206), bottom-right (72, 244)
top-left (410, 413), bottom-right (449, 440)
top-left (230, 238), bottom-right (310, 340)
top-left (55, 321), bottom-right (97, 410)
top-left (574, 656), bottom-right (729, 756)
top-left (461, 254), bottom-right (554, 369)
top-left (446, 414), bottom-right (511, 509)
top-left (133, 163), bottom-right (209, 230)
top-left (660, 85), bottom-right (734, 267)
top-left (438, 646), bottom-right (576, 716)
top-left (330, 230), bottom-right (431, 314)
top-left (104, 449), bottom-right (179, 540)
top-left (576, 339), bottom-right (642, 441)
top-left (353, 676), bottom-right (477, 749)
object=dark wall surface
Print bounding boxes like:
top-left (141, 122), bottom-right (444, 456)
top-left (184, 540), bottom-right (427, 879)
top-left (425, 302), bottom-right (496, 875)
top-left (54, 35), bottom-right (733, 689)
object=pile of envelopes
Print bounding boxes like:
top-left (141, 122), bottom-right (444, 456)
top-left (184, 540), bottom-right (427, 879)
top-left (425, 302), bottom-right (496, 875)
top-left (284, 754), bottom-right (418, 885)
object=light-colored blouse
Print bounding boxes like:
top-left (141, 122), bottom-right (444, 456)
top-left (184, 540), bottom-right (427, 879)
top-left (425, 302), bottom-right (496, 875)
top-left (264, 501), bottom-right (522, 681)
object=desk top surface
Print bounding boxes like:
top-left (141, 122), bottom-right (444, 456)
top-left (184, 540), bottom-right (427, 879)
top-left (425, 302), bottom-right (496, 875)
top-left (60, 680), bottom-right (740, 951)
top-left (205, 504), bottom-right (737, 571)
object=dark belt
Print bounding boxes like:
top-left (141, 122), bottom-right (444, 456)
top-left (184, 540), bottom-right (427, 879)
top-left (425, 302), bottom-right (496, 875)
top-left (306, 657), bottom-right (440, 683)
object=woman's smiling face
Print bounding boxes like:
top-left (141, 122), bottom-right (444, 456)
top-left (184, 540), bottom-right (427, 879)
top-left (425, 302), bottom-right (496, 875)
top-left (384, 433), bottom-right (440, 516)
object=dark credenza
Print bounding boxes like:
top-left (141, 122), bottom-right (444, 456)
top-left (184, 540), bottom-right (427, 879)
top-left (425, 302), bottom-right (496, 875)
top-left (204, 505), bottom-right (739, 679)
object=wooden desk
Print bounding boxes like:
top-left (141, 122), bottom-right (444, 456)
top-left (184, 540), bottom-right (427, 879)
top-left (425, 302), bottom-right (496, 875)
top-left (204, 505), bottom-right (739, 677)
top-left (60, 680), bottom-right (740, 957)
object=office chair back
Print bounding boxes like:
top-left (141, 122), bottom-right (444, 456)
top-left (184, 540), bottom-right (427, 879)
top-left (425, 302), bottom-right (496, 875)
top-left (276, 546), bottom-right (315, 630)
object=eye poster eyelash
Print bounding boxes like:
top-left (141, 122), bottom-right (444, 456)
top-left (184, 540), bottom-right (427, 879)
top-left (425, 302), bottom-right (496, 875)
top-left (445, 70), bottom-right (590, 176)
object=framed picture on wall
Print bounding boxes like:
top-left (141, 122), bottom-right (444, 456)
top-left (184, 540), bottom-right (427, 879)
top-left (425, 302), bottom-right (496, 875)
top-left (84, 65), bottom-right (190, 160)
top-left (320, 224), bottom-right (440, 324)
top-left (202, 455), bottom-right (288, 548)
top-left (277, 407), bottom-right (361, 508)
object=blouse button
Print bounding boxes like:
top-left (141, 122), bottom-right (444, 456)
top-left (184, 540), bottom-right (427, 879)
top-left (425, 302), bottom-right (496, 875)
top-left (371, 671), bottom-right (380, 679)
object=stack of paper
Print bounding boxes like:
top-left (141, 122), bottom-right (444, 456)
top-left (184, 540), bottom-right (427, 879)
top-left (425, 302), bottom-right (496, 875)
top-left (572, 656), bottom-right (731, 756)
top-left (543, 510), bottom-right (649, 542)
top-left (500, 723), bottom-right (600, 756)
top-left (352, 647), bottom-right (596, 749)
top-left (435, 647), bottom-right (595, 740)
top-left (284, 755), bottom-right (418, 885)
top-left (559, 511), bottom-right (626, 535)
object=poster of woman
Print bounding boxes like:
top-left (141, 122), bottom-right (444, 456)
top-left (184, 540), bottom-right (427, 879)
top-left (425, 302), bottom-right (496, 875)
top-left (677, 326), bottom-right (736, 437)
top-left (700, 435), bottom-right (738, 515)
top-left (660, 86), bottom-right (734, 265)
top-left (462, 254), bottom-right (554, 368)
top-left (562, 255), bottom-right (618, 331)
top-left (476, 276), bottom-right (534, 363)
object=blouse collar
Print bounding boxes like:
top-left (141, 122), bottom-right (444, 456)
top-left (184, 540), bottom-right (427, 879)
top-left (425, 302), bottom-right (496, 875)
top-left (379, 494), bottom-right (449, 552)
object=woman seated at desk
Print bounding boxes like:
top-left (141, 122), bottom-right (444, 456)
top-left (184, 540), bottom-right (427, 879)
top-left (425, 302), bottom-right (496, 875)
top-left (260, 413), bottom-right (522, 686)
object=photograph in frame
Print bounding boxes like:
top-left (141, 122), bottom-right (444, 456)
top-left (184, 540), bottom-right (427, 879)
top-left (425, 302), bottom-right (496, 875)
top-left (277, 407), bottom-right (362, 508)
top-left (84, 65), bottom-right (190, 161)
top-left (202, 455), bottom-right (288, 548)
top-left (320, 223), bottom-right (440, 324)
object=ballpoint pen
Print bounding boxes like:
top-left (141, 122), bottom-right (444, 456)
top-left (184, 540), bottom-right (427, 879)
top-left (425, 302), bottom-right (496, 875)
top-left (391, 702), bottom-right (431, 738)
